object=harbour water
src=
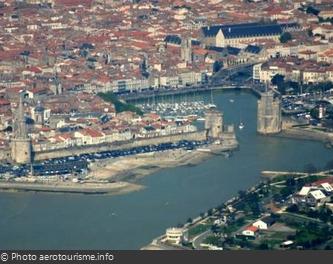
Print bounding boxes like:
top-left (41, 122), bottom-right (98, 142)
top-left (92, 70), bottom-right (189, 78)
top-left (1, 90), bottom-right (333, 249)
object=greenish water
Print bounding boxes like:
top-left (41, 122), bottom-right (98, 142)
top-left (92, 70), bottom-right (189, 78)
top-left (0, 90), bottom-right (332, 249)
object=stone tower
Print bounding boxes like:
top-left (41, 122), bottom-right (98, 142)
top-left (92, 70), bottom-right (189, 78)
top-left (34, 101), bottom-right (45, 126)
top-left (205, 108), bottom-right (223, 139)
top-left (181, 38), bottom-right (192, 64)
top-left (257, 91), bottom-right (282, 135)
top-left (11, 92), bottom-right (32, 164)
top-left (50, 71), bottom-right (63, 95)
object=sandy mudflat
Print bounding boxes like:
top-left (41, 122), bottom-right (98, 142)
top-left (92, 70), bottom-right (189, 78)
top-left (87, 149), bottom-right (212, 182)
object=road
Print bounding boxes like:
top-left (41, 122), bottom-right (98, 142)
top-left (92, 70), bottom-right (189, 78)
top-left (192, 230), bottom-right (212, 249)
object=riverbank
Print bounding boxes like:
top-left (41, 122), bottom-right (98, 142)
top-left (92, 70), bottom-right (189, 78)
top-left (144, 169), bottom-right (333, 250)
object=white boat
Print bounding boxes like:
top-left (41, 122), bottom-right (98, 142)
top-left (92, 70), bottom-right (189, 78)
top-left (197, 117), bottom-right (205, 121)
top-left (207, 103), bottom-right (217, 109)
top-left (229, 99), bottom-right (234, 103)
top-left (239, 122), bottom-right (245, 130)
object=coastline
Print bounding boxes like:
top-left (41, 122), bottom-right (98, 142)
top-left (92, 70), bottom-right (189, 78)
top-left (87, 148), bottom-right (214, 182)
top-left (143, 169), bottom-right (333, 250)
top-left (0, 143), bottom-right (236, 196)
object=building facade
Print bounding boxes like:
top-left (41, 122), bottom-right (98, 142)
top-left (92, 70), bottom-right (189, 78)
top-left (201, 22), bottom-right (283, 48)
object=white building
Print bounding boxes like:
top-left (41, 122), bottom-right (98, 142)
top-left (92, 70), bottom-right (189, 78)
top-left (252, 220), bottom-right (268, 230)
top-left (165, 227), bottom-right (188, 245)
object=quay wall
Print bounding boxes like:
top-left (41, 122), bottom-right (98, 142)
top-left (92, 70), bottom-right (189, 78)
top-left (0, 182), bottom-right (134, 194)
top-left (121, 85), bottom-right (262, 101)
top-left (33, 131), bottom-right (208, 161)
top-left (278, 127), bottom-right (333, 144)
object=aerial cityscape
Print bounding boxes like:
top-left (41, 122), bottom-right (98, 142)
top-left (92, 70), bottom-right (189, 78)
top-left (1, 0), bottom-right (333, 252)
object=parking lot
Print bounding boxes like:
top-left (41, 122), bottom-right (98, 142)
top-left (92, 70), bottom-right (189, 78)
top-left (0, 140), bottom-right (209, 178)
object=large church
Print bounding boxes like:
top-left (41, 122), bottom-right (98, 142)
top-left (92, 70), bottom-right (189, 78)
top-left (201, 22), bottom-right (294, 48)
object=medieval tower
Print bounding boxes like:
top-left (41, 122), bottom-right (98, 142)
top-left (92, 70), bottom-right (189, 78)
top-left (205, 108), bottom-right (223, 139)
top-left (11, 92), bottom-right (32, 164)
top-left (181, 37), bottom-right (192, 64)
top-left (257, 91), bottom-right (282, 135)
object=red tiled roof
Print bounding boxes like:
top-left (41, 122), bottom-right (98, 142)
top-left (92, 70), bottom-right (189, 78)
top-left (0, 99), bottom-right (10, 106)
top-left (82, 127), bottom-right (104, 138)
top-left (55, 0), bottom-right (93, 7)
top-left (312, 178), bottom-right (333, 186)
top-left (245, 226), bottom-right (258, 232)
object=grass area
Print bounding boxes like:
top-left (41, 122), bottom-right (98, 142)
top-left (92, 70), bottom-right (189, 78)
top-left (257, 239), bottom-right (283, 249)
top-left (188, 224), bottom-right (211, 238)
top-left (224, 217), bottom-right (246, 234)
top-left (270, 174), bottom-right (325, 184)
top-left (98, 92), bottom-right (143, 115)
top-left (203, 235), bottom-right (221, 246)
top-left (279, 213), bottom-right (333, 248)
top-left (270, 175), bottom-right (302, 183)
top-left (268, 232), bottom-right (289, 240)
top-left (295, 229), bottom-right (318, 245)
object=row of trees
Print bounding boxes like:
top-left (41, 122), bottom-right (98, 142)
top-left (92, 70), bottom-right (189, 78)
top-left (98, 92), bottom-right (143, 115)
top-left (271, 74), bottom-right (333, 95)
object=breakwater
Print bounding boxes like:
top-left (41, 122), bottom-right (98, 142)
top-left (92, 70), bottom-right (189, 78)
top-left (0, 181), bottom-right (141, 194)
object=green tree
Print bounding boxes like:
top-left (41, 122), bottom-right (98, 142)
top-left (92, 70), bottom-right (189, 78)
top-left (306, 6), bottom-right (320, 16)
top-left (98, 92), bottom-right (143, 115)
top-left (271, 74), bottom-right (286, 94)
top-left (271, 74), bottom-right (284, 86)
top-left (279, 32), bottom-right (292, 43)
top-left (258, 243), bottom-right (269, 250)
top-left (213, 61), bottom-right (223, 73)
top-left (307, 29), bottom-right (313, 37)
top-left (286, 204), bottom-right (299, 213)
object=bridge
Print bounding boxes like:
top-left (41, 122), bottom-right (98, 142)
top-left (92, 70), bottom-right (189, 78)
top-left (210, 61), bottom-right (259, 84)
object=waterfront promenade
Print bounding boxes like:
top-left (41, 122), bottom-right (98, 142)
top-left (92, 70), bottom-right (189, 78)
top-left (119, 83), bottom-right (263, 101)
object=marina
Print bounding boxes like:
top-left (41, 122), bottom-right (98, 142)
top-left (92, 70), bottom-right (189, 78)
top-left (137, 101), bottom-right (214, 119)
